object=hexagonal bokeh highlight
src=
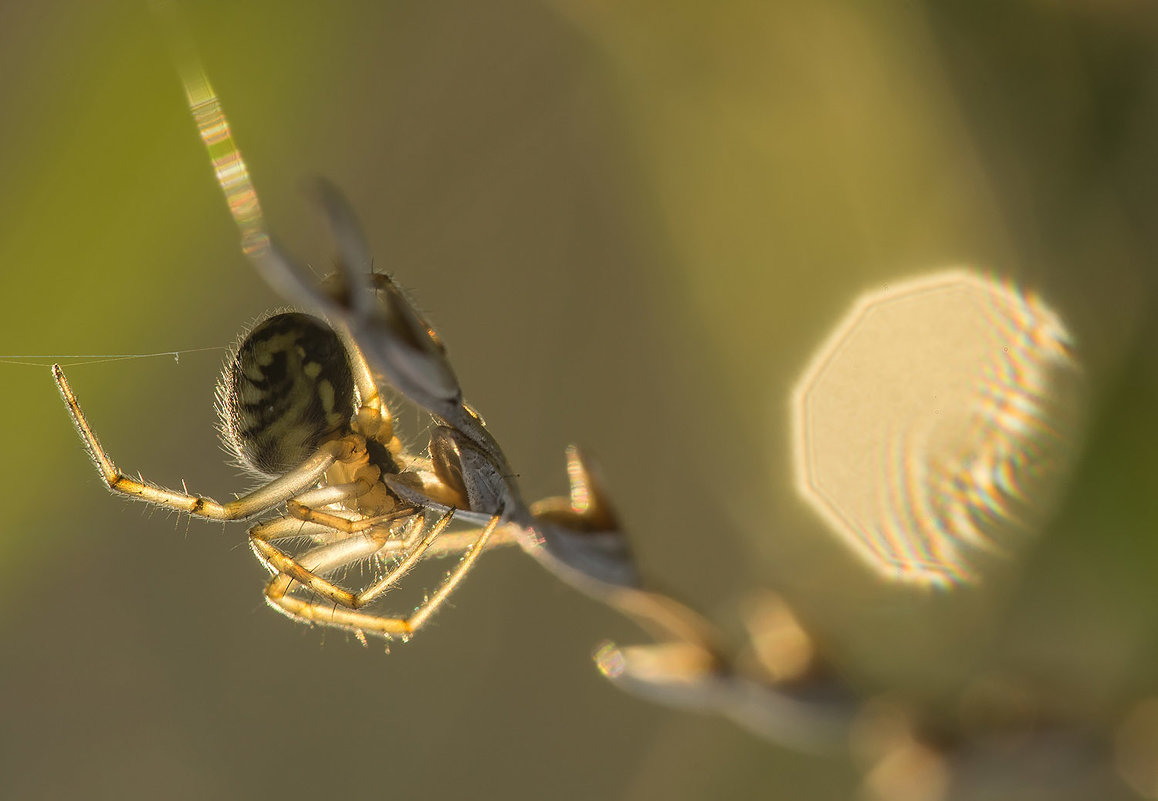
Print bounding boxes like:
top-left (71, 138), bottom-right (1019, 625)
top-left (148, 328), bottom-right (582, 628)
top-left (791, 269), bottom-right (1082, 587)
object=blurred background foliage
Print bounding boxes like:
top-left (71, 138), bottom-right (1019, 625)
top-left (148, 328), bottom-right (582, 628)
top-left (0, 1), bottom-right (1155, 798)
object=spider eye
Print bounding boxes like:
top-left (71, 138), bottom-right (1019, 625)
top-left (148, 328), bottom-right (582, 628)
top-left (219, 312), bottom-right (356, 476)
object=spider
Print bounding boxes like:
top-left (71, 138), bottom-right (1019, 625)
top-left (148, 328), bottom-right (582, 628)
top-left (52, 302), bottom-right (519, 642)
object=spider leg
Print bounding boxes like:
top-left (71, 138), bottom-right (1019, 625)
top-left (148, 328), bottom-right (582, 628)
top-left (390, 523), bottom-right (521, 559)
top-left (251, 510), bottom-right (446, 608)
top-left (254, 508), bottom-right (507, 611)
top-left (252, 520), bottom-right (395, 579)
top-left (286, 498), bottom-right (410, 534)
top-left (280, 480), bottom-right (413, 533)
top-left (54, 365), bottom-right (360, 520)
top-left (248, 512), bottom-right (521, 561)
top-left (262, 514), bottom-right (500, 639)
top-left (290, 480), bottom-right (375, 509)
top-left (248, 514), bottom-right (360, 550)
top-left (252, 534), bottom-right (380, 607)
top-left (354, 511), bottom-right (454, 606)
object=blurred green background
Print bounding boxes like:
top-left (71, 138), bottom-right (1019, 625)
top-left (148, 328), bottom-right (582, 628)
top-left (1, 1), bottom-right (1156, 798)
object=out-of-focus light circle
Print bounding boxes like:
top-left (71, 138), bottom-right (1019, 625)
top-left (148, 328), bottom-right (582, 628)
top-left (791, 269), bottom-right (1081, 587)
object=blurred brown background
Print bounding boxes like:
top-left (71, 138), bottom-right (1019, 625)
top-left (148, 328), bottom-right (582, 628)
top-left (1, 1), bottom-right (1156, 799)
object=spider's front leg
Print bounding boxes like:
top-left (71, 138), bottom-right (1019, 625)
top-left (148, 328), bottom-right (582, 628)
top-left (53, 364), bottom-right (363, 520)
top-left (54, 309), bottom-right (387, 523)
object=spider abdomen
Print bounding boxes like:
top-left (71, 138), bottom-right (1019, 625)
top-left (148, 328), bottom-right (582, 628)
top-left (219, 312), bottom-right (356, 476)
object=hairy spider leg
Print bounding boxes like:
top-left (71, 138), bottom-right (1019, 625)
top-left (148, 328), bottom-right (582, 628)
top-left (249, 514), bottom-right (520, 559)
top-left (284, 497), bottom-right (407, 534)
top-left (53, 364), bottom-right (373, 521)
top-left (262, 513), bottom-right (501, 638)
top-left (250, 509), bottom-right (445, 608)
